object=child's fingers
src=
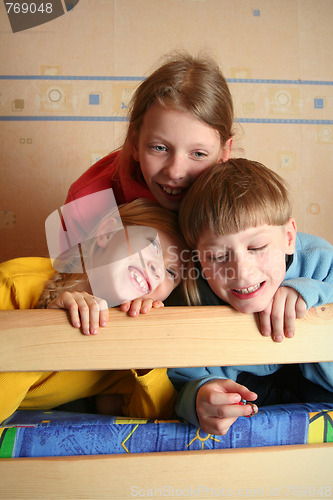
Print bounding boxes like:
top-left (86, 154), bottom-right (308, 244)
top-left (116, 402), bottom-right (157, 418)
top-left (120, 301), bottom-right (131, 312)
top-left (282, 292), bottom-right (298, 339)
top-left (199, 415), bottom-right (237, 436)
top-left (199, 398), bottom-right (257, 420)
top-left (205, 379), bottom-right (257, 404)
top-left (140, 299), bottom-right (155, 314)
top-left (94, 297), bottom-right (109, 328)
top-left (83, 295), bottom-right (109, 335)
top-left (65, 302), bottom-right (82, 329)
top-left (295, 295), bottom-right (307, 319)
top-left (47, 291), bottom-right (108, 335)
top-left (47, 292), bottom-right (81, 329)
top-left (68, 293), bottom-right (100, 335)
top-left (98, 303), bottom-right (109, 328)
top-left (264, 293), bottom-right (284, 342)
top-left (197, 379), bottom-right (258, 435)
top-left (76, 294), bottom-right (98, 335)
top-left (127, 298), bottom-right (144, 317)
top-left (258, 306), bottom-right (272, 338)
top-left (151, 300), bottom-right (164, 309)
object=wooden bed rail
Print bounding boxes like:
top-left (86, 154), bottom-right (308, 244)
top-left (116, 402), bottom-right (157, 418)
top-left (1, 304), bottom-right (333, 371)
top-left (1, 304), bottom-right (333, 500)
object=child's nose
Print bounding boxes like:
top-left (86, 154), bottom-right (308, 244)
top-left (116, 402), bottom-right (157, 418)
top-left (234, 255), bottom-right (254, 280)
top-left (163, 154), bottom-right (186, 179)
top-left (147, 261), bottom-right (165, 283)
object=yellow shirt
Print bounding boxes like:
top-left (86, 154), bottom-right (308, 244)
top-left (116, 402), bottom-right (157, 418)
top-left (0, 257), bottom-right (55, 309)
top-left (0, 257), bottom-right (176, 423)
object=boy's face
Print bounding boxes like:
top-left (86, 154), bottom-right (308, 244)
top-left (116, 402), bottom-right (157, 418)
top-left (197, 220), bottom-right (297, 314)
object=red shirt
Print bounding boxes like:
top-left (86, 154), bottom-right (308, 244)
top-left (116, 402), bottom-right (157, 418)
top-left (63, 150), bottom-right (157, 243)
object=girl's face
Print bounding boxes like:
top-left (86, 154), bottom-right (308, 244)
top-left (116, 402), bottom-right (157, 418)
top-left (87, 225), bottom-right (183, 306)
top-left (196, 221), bottom-right (296, 314)
top-left (132, 102), bottom-right (232, 211)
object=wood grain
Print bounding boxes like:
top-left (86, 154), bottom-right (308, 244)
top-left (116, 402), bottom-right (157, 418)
top-left (1, 304), bottom-right (332, 371)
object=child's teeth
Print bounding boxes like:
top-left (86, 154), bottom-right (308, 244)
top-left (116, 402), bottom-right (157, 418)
top-left (130, 270), bottom-right (148, 292)
top-left (163, 186), bottom-right (183, 195)
top-left (235, 283), bottom-right (261, 294)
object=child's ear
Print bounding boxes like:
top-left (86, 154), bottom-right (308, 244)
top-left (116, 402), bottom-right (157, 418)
top-left (96, 217), bottom-right (121, 248)
top-left (221, 137), bottom-right (233, 162)
top-left (285, 217), bottom-right (297, 255)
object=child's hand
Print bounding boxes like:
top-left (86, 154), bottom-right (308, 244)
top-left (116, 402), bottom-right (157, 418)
top-left (47, 291), bottom-right (109, 335)
top-left (120, 298), bottom-right (164, 317)
top-left (258, 286), bottom-right (307, 342)
top-left (196, 379), bottom-right (258, 435)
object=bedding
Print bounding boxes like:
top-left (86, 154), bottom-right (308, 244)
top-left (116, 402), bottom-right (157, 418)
top-left (1, 403), bottom-right (332, 458)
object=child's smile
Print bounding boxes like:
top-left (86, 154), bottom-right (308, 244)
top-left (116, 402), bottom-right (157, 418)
top-left (128, 266), bottom-right (151, 294)
top-left (197, 222), bottom-right (296, 314)
top-left (231, 281), bottom-right (264, 298)
top-left (132, 102), bottom-right (230, 211)
top-left (87, 225), bottom-right (183, 307)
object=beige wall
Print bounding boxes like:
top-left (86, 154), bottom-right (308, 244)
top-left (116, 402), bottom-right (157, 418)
top-left (1, 0), bottom-right (332, 262)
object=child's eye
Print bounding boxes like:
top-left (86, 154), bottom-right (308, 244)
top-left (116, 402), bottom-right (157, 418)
top-left (249, 245), bottom-right (268, 253)
top-left (192, 151), bottom-right (208, 159)
top-left (166, 267), bottom-right (177, 281)
top-left (151, 145), bottom-right (167, 152)
top-left (147, 237), bottom-right (161, 254)
top-left (209, 254), bottom-right (228, 263)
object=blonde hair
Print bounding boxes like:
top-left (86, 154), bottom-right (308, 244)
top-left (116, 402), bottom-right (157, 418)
top-left (179, 158), bottom-right (293, 305)
top-left (180, 158), bottom-right (292, 248)
top-left (36, 199), bottom-right (184, 308)
top-left (120, 52), bottom-right (234, 156)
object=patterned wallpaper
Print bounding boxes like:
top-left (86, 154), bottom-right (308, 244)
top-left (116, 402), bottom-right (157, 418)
top-left (0, 0), bottom-right (332, 261)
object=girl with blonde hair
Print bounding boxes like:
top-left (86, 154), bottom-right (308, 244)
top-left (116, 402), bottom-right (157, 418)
top-left (37, 198), bottom-right (185, 334)
top-left (0, 199), bottom-right (186, 423)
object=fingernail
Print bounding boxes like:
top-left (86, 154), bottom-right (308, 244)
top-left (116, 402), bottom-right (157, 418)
top-left (245, 403), bottom-right (257, 417)
top-left (275, 336), bottom-right (283, 343)
top-left (262, 331), bottom-right (270, 336)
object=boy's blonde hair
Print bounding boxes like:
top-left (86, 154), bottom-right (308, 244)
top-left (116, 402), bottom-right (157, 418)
top-left (179, 158), bottom-right (293, 249)
top-left (36, 199), bottom-right (184, 308)
top-left (123, 51), bottom-right (234, 151)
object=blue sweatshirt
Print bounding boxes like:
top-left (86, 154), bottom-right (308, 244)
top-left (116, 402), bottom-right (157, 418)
top-left (168, 232), bottom-right (333, 427)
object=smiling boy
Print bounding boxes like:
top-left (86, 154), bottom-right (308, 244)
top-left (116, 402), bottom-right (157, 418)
top-left (168, 158), bottom-right (333, 435)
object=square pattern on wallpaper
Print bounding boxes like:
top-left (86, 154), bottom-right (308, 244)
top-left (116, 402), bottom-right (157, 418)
top-left (0, 0), bottom-right (332, 260)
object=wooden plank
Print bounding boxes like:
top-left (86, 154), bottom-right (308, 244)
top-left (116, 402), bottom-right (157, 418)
top-left (1, 443), bottom-right (332, 499)
top-left (1, 304), bottom-right (333, 371)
